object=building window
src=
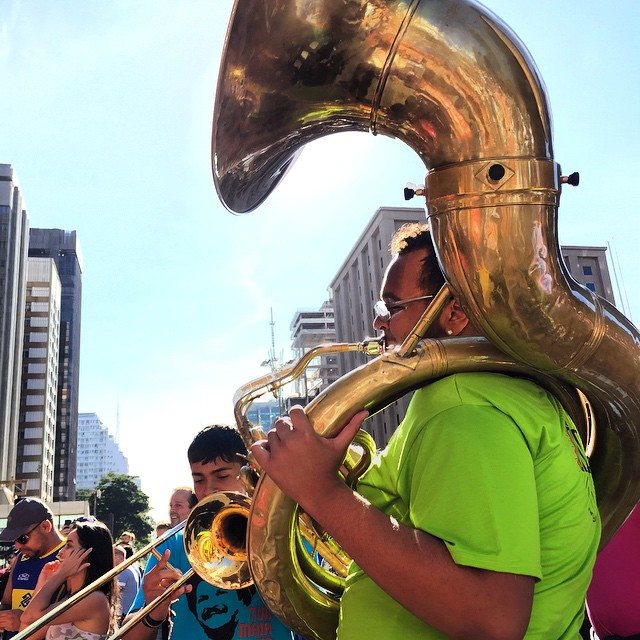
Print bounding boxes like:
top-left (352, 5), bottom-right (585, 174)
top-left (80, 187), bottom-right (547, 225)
top-left (31, 302), bottom-right (50, 312)
top-left (27, 379), bottom-right (46, 390)
top-left (28, 363), bottom-right (46, 374)
top-left (26, 395), bottom-right (45, 406)
top-left (585, 282), bottom-right (596, 292)
top-left (24, 427), bottom-right (44, 439)
top-left (28, 348), bottom-right (47, 358)
top-left (25, 411), bottom-right (44, 422)
top-left (22, 443), bottom-right (43, 456)
top-left (582, 265), bottom-right (593, 276)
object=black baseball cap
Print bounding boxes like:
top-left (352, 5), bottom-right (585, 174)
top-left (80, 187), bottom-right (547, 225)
top-left (0, 498), bottom-right (54, 542)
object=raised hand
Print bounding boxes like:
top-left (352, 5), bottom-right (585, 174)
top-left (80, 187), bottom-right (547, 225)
top-left (34, 559), bottom-right (62, 593)
top-left (142, 550), bottom-right (192, 619)
top-left (57, 546), bottom-right (92, 580)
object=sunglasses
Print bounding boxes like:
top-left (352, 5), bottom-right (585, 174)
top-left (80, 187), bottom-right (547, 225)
top-left (15, 521), bottom-right (43, 545)
top-left (373, 294), bottom-right (435, 322)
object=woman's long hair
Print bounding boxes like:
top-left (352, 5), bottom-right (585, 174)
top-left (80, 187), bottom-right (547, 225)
top-left (72, 520), bottom-right (120, 633)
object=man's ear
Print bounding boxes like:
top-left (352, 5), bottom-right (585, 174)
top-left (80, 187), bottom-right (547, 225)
top-left (42, 519), bottom-right (53, 533)
top-left (442, 299), bottom-right (470, 336)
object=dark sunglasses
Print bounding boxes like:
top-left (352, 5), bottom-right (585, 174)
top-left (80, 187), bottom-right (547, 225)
top-left (15, 521), bottom-right (43, 545)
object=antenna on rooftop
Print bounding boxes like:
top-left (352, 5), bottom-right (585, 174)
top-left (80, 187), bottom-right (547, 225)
top-left (260, 307), bottom-right (285, 413)
top-left (269, 307), bottom-right (277, 368)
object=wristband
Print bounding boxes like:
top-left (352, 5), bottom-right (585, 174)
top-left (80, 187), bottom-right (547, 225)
top-left (141, 612), bottom-right (165, 629)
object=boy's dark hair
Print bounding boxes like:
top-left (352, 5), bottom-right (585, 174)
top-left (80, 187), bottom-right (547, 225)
top-left (389, 222), bottom-right (445, 294)
top-left (187, 425), bottom-right (247, 465)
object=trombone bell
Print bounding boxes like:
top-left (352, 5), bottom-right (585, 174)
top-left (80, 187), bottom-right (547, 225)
top-left (184, 492), bottom-right (253, 590)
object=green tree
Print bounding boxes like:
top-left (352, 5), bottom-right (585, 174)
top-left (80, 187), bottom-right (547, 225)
top-left (94, 473), bottom-right (154, 545)
top-left (76, 488), bottom-right (93, 504)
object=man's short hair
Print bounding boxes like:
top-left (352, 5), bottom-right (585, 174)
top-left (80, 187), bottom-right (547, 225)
top-left (171, 486), bottom-right (198, 508)
top-left (389, 223), bottom-right (445, 294)
top-left (155, 523), bottom-right (171, 540)
top-left (187, 425), bottom-right (247, 466)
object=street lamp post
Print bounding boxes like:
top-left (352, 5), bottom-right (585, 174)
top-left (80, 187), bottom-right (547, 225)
top-left (93, 489), bottom-right (102, 516)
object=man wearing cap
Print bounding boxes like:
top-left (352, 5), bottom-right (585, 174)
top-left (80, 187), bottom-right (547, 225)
top-left (0, 498), bottom-right (66, 637)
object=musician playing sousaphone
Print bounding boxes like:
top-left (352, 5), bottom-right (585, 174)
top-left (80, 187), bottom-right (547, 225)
top-left (252, 223), bottom-right (601, 639)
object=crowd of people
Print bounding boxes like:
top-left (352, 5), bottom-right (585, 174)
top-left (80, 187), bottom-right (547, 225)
top-left (0, 223), bottom-right (637, 639)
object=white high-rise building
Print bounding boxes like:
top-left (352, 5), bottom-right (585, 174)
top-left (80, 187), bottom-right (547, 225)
top-left (29, 229), bottom-right (83, 502)
top-left (76, 413), bottom-right (129, 490)
top-left (16, 258), bottom-right (61, 501)
top-left (0, 164), bottom-right (29, 502)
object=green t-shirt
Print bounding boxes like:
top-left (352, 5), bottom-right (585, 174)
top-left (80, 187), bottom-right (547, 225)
top-left (337, 372), bottom-right (600, 639)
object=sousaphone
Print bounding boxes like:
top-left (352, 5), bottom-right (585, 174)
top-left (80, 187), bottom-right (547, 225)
top-left (212, 1), bottom-right (640, 638)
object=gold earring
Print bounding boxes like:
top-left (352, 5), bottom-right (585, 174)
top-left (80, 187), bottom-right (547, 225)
top-left (446, 329), bottom-right (453, 336)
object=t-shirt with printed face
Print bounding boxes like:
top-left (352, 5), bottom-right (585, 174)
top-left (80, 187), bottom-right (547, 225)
top-left (130, 531), bottom-right (292, 640)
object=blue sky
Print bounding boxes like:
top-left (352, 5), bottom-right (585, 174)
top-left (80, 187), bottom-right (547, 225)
top-left (1, 0), bottom-right (638, 520)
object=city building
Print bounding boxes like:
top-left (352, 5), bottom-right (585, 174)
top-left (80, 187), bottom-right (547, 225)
top-left (330, 206), bottom-right (617, 446)
top-left (245, 399), bottom-right (282, 431)
top-left (16, 258), bottom-right (61, 501)
top-left (0, 164), bottom-right (29, 503)
top-left (289, 300), bottom-right (339, 399)
top-left (76, 413), bottom-right (128, 491)
top-left (29, 229), bottom-right (83, 501)
top-left (562, 246), bottom-right (615, 304)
